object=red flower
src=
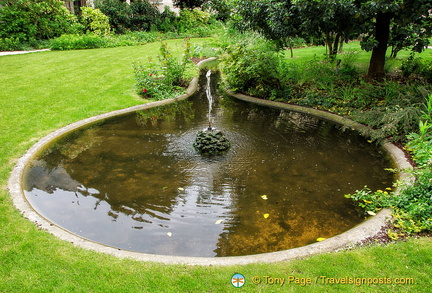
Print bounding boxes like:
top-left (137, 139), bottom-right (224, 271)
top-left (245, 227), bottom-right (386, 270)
top-left (149, 73), bottom-right (153, 76)
top-left (142, 89), bottom-right (147, 93)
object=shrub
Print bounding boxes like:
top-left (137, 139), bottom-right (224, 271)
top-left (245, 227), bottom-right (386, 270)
top-left (345, 95), bottom-right (432, 236)
top-left (157, 6), bottom-right (177, 32)
top-left (177, 8), bottom-right (211, 32)
top-left (0, 37), bottom-right (23, 51)
top-left (354, 104), bottom-right (422, 142)
top-left (219, 36), bottom-right (286, 100)
top-left (406, 95), bottom-right (432, 167)
top-left (402, 56), bottom-right (432, 82)
top-left (95, 0), bottom-right (159, 33)
top-left (80, 7), bottom-right (111, 36)
top-left (95, 0), bottom-right (130, 33)
top-left (50, 34), bottom-right (109, 50)
top-left (0, 0), bottom-right (81, 41)
top-left (346, 166), bottom-right (432, 236)
top-left (202, 0), bottom-right (231, 22)
top-left (134, 39), bottom-right (194, 100)
top-left (129, 0), bottom-right (160, 31)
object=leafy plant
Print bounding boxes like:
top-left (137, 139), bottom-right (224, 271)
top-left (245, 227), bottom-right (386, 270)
top-left (80, 7), bottom-right (111, 36)
top-left (177, 8), bottom-right (211, 33)
top-left (346, 95), bottom-right (432, 236)
top-left (0, 0), bottom-right (81, 41)
top-left (406, 95), bottom-right (432, 167)
top-left (50, 34), bottom-right (109, 50)
top-left (344, 187), bottom-right (392, 215)
top-left (95, 0), bottom-right (160, 33)
top-left (219, 36), bottom-right (286, 100)
top-left (402, 55), bottom-right (432, 82)
top-left (134, 39), bottom-right (193, 100)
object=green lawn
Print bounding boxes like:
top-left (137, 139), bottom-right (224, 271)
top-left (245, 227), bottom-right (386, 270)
top-left (286, 41), bottom-right (432, 72)
top-left (1, 39), bottom-right (432, 292)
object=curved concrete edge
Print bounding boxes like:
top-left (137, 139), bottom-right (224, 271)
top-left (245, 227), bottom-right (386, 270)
top-left (7, 58), bottom-right (414, 266)
top-left (228, 91), bottom-right (414, 182)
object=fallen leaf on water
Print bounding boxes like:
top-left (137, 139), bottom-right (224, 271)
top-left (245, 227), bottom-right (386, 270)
top-left (214, 219), bottom-right (223, 225)
top-left (367, 211), bottom-right (376, 216)
top-left (263, 213), bottom-right (270, 219)
top-left (167, 232), bottom-right (172, 237)
top-left (261, 195), bottom-right (268, 200)
top-left (316, 237), bottom-right (326, 242)
top-left (178, 187), bottom-right (185, 191)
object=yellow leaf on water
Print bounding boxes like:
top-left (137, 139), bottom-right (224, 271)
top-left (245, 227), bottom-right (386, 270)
top-left (263, 213), bottom-right (270, 219)
top-left (316, 237), bottom-right (326, 242)
top-left (367, 211), bottom-right (376, 216)
top-left (214, 219), bottom-right (223, 225)
top-left (178, 187), bottom-right (185, 191)
top-left (261, 195), bottom-right (268, 200)
top-left (167, 232), bottom-right (172, 237)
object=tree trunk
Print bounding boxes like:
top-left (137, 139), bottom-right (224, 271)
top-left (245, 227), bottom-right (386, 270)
top-left (64, 1), bottom-right (75, 14)
top-left (338, 38), bottom-right (344, 53)
top-left (325, 33), bottom-right (333, 58)
top-left (367, 12), bottom-right (392, 80)
top-left (330, 33), bottom-right (341, 58)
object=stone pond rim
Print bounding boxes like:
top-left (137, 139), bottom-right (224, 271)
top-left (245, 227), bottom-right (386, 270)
top-left (7, 57), bottom-right (413, 266)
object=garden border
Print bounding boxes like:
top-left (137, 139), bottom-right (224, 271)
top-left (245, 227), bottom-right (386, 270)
top-left (8, 58), bottom-right (413, 266)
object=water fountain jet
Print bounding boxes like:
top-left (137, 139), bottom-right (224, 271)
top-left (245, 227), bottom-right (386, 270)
top-left (193, 70), bottom-right (231, 155)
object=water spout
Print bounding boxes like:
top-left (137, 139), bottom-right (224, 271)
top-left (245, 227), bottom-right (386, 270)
top-left (206, 70), bottom-right (213, 130)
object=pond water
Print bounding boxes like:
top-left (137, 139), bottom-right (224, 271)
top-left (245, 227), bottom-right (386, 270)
top-left (23, 75), bottom-right (395, 257)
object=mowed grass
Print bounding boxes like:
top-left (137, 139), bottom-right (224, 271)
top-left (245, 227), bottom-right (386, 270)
top-left (1, 39), bottom-right (432, 292)
top-left (286, 41), bottom-right (432, 72)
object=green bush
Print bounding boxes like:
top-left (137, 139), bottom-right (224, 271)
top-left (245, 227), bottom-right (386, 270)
top-left (129, 0), bottom-right (160, 31)
top-left (157, 7), bottom-right (178, 32)
top-left (49, 31), bottom-right (162, 50)
top-left (402, 56), bottom-right (432, 82)
top-left (95, 0), bottom-right (159, 33)
top-left (116, 31), bottom-right (159, 44)
top-left (50, 34), bottom-right (109, 50)
top-left (0, 0), bottom-right (81, 41)
top-left (406, 95), bottom-right (432, 167)
top-left (80, 7), bottom-right (111, 36)
top-left (346, 166), bottom-right (432, 235)
top-left (219, 36), bottom-right (286, 100)
top-left (0, 37), bottom-right (23, 51)
top-left (345, 95), bottom-right (432, 235)
top-left (134, 39), bottom-right (193, 100)
top-left (177, 8), bottom-right (211, 32)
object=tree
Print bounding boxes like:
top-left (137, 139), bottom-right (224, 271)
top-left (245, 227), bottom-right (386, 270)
top-left (95, 0), bottom-right (159, 33)
top-left (296, 0), bottom-right (361, 59)
top-left (173, 0), bottom-right (205, 9)
top-left (202, 0), bottom-right (231, 22)
top-left (359, 0), bottom-right (432, 79)
top-left (232, 0), bottom-right (301, 55)
top-left (232, 0), bottom-right (361, 59)
top-left (231, 0), bottom-right (432, 80)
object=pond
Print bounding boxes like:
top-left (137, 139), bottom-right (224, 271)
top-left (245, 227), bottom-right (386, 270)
top-left (22, 74), bottom-right (395, 257)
